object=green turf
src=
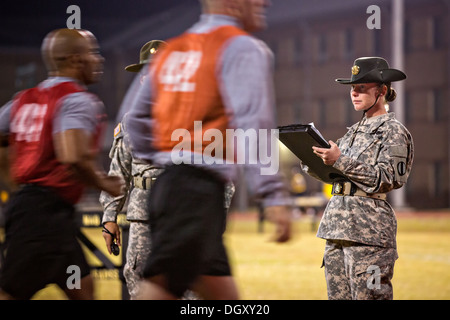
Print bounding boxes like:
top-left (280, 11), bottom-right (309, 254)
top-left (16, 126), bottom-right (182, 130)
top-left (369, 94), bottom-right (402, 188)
top-left (2, 210), bottom-right (449, 300)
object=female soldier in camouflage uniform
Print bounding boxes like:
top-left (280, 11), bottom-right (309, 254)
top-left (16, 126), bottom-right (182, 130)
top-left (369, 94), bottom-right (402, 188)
top-left (303, 57), bottom-right (414, 300)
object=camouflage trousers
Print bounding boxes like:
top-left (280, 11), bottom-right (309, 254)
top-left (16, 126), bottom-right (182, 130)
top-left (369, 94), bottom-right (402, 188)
top-left (123, 221), bottom-right (151, 299)
top-left (123, 221), bottom-right (200, 300)
top-left (322, 240), bottom-right (398, 300)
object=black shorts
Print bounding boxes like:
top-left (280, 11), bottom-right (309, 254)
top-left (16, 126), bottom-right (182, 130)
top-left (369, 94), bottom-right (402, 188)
top-left (142, 164), bottom-right (231, 297)
top-left (0, 185), bottom-right (90, 300)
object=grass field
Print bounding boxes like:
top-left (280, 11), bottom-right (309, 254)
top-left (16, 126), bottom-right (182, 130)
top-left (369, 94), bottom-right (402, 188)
top-left (4, 209), bottom-right (450, 300)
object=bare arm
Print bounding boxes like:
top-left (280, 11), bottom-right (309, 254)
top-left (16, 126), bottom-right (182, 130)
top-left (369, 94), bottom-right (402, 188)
top-left (53, 129), bottom-right (124, 197)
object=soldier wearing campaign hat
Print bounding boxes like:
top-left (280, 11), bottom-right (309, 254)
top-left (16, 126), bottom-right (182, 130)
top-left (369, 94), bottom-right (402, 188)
top-left (124, 40), bottom-right (167, 73)
top-left (302, 56), bottom-right (414, 300)
top-left (100, 40), bottom-right (235, 299)
top-left (336, 56), bottom-right (406, 84)
top-left (100, 40), bottom-right (166, 299)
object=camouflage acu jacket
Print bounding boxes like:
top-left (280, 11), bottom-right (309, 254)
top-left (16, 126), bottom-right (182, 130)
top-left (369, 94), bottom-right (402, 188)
top-left (304, 112), bottom-right (414, 248)
top-left (100, 115), bottom-right (163, 223)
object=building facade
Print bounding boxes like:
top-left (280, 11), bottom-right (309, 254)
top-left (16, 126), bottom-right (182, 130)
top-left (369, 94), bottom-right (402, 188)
top-left (0, 0), bottom-right (449, 209)
top-left (261, 0), bottom-right (450, 209)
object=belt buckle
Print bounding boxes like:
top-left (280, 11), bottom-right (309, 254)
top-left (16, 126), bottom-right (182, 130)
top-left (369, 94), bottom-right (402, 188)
top-left (332, 182), bottom-right (345, 196)
top-left (134, 177), bottom-right (144, 189)
top-left (143, 177), bottom-right (157, 190)
top-left (135, 176), bottom-right (157, 190)
top-left (145, 177), bottom-right (157, 190)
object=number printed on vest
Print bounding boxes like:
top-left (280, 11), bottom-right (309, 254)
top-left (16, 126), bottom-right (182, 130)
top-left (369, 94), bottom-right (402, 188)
top-left (11, 103), bottom-right (48, 142)
top-left (159, 51), bottom-right (202, 92)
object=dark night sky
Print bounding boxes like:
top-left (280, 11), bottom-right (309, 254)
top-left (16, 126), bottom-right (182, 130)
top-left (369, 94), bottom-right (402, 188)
top-left (0, 0), bottom-right (384, 48)
top-left (0, 0), bottom-right (193, 19)
top-left (0, 0), bottom-right (198, 47)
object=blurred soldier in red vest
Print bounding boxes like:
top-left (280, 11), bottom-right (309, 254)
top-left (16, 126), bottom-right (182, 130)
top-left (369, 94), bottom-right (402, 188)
top-left (0, 28), bottom-right (123, 300)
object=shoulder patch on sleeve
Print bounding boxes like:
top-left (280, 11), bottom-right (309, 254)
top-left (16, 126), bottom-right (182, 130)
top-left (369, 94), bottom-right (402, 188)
top-left (389, 145), bottom-right (407, 157)
top-left (114, 123), bottom-right (121, 137)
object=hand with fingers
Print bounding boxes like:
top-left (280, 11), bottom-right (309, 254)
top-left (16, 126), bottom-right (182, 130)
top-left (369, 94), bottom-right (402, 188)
top-left (312, 141), bottom-right (341, 166)
top-left (102, 222), bottom-right (121, 256)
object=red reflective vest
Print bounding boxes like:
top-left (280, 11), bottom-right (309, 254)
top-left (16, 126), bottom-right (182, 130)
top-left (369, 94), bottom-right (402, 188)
top-left (9, 81), bottom-right (103, 204)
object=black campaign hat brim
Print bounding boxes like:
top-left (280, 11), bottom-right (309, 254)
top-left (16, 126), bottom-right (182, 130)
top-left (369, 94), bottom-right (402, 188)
top-left (124, 63), bottom-right (145, 73)
top-left (336, 68), bottom-right (406, 84)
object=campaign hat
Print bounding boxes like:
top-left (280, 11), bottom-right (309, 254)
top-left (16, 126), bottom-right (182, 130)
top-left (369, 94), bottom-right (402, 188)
top-left (336, 56), bottom-right (406, 84)
top-left (125, 40), bottom-right (167, 72)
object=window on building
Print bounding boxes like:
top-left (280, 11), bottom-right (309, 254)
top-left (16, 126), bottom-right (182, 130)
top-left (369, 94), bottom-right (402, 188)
top-left (267, 40), bottom-right (280, 69)
top-left (432, 16), bottom-right (445, 49)
top-left (345, 99), bottom-right (355, 125)
top-left (404, 20), bottom-right (412, 52)
top-left (318, 99), bottom-right (327, 126)
top-left (372, 29), bottom-right (382, 56)
top-left (292, 101), bottom-right (302, 123)
top-left (433, 161), bottom-right (444, 197)
top-left (432, 88), bottom-right (445, 122)
top-left (343, 29), bottom-right (354, 61)
top-left (404, 91), bottom-right (412, 124)
top-left (317, 34), bottom-right (328, 64)
top-left (292, 36), bottom-right (303, 67)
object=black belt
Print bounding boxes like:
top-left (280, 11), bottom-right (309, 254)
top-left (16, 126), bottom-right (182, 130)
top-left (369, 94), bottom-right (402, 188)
top-left (331, 181), bottom-right (386, 200)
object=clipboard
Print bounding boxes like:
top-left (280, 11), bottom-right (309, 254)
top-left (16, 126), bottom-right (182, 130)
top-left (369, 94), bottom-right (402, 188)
top-left (277, 123), bottom-right (347, 184)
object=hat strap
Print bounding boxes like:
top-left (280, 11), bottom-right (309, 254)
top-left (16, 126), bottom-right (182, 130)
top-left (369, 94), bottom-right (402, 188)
top-left (348, 93), bottom-right (381, 148)
top-left (364, 92), bottom-right (381, 115)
